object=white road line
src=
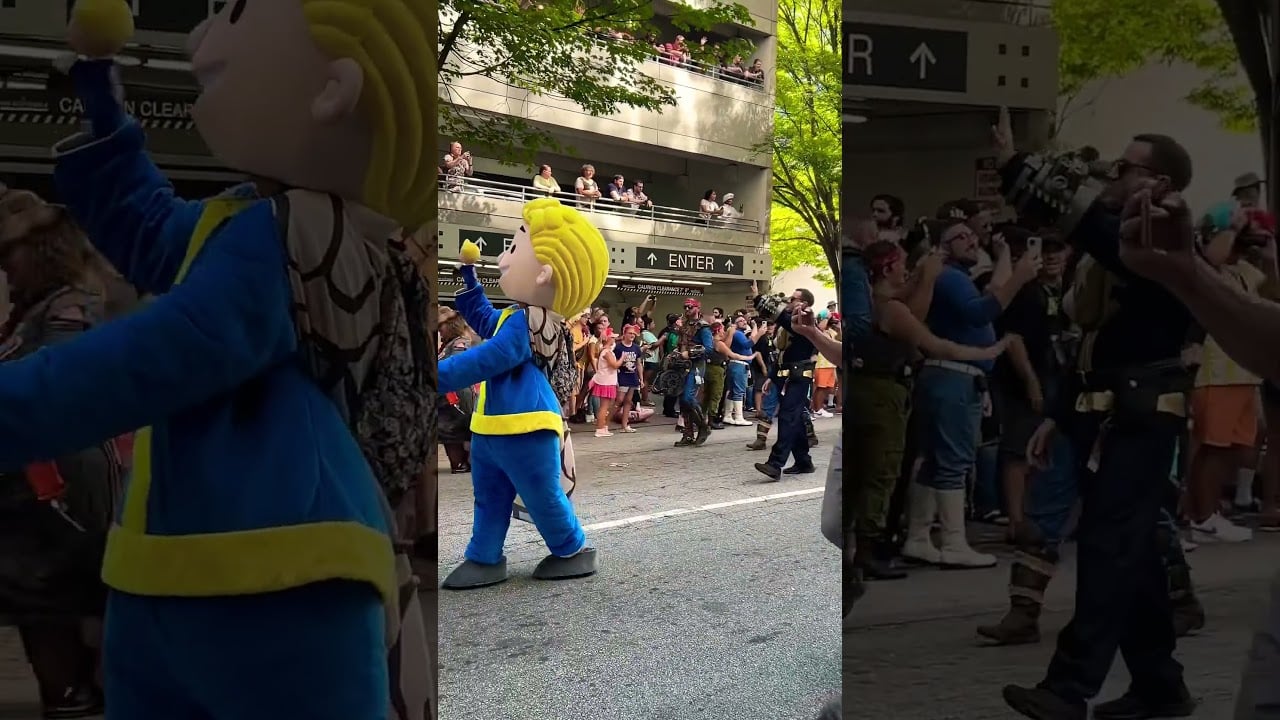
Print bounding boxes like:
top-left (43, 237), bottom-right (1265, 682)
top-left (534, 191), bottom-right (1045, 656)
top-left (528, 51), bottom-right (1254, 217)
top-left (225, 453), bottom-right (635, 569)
top-left (583, 486), bottom-right (824, 532)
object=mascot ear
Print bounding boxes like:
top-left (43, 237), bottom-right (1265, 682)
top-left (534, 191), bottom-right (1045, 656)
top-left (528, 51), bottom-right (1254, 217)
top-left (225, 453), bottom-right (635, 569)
top-left (312, 58), bottom-right (364, 123)
top-left (535, 264), bottom-right (554, 287)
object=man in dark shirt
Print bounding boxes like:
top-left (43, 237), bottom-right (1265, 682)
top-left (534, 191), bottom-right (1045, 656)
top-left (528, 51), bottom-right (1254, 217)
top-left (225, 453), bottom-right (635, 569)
top-left (1000, 134), bottom-right (1198, 719)
top-left (752, 286), bottom-right (818, 479)
top-left (979, 229), bottom-right (1078, 647)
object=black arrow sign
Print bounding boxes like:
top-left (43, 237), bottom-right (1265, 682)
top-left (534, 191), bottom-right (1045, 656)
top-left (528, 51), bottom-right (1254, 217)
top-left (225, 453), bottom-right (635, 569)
top-left (843, 22), bottom-right (968, 93)
top-left (458, 230), bottom-right (512, 258)
top-left (635, 247), bottom-right (743, 276)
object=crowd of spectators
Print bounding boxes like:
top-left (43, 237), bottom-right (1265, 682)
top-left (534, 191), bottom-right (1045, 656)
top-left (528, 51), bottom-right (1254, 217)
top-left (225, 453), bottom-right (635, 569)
top-left (595, 29), bottom-right (766, 87)
top-left (438, 141), bottom-right (748, 225)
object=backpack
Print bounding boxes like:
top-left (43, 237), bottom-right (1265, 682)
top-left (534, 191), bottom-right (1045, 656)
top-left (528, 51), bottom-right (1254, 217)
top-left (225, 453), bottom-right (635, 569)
top-left (270, 192), bottom-right (435, 508)
top-left (526, 307), bottom-right (576, 412)
top-left (353, 240), bottom-right (436, 507)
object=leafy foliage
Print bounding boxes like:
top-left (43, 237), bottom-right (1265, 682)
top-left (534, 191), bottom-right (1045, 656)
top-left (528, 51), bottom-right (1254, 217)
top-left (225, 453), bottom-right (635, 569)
top-left (763, 0), bottom-right (841, 285)
top-left (439, 0), bottom-right (754, 161)
top-left (770, 207), bottom-right (834, 285)
top-left (1051, 0), bottom-right (1253, 134)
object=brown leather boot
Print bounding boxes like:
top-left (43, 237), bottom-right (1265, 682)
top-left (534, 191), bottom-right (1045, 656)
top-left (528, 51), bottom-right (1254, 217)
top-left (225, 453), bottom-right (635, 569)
top-left (977, 550), bottom-right (1055, 645)
top-left (746, 420), bottom-right (770, 450)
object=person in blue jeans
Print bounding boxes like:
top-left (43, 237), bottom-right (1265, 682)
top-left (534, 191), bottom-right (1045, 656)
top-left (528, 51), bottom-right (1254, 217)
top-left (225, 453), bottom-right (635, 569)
top-left (724, 316), bottom-right (756, 425)
top-left (901, 217), bottom-right (1039, 569)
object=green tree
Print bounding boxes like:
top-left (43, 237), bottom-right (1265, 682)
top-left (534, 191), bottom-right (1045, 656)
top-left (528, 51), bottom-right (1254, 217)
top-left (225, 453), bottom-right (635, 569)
top-left (1050, 0), bottom-right (1254, 135)
top-left (763, 0), bottom-right (841, 286)
top-left (439, 0), bottom-right (753, 161)
top-left (769, 207), bottom-right (834, 285)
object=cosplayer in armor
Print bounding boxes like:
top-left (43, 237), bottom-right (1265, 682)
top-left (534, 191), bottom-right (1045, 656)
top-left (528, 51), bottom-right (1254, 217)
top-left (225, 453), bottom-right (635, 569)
top-left (438, 197), bottom-right (608, 589)
top-left (0, 1), bottom-right (439, 718)
top-left (670, 300), bottom-right (716, 447)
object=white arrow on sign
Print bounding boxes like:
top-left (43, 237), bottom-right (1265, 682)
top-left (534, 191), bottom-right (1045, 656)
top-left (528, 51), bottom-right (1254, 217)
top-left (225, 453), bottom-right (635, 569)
top-left (724, 259), bottom-right (734, 271)
top-left (909, 42), bottom-right (936, 80)
top-left (646, 252), bottom-right (658, 265)
top-left (473, 237), bottom-right (486, 250)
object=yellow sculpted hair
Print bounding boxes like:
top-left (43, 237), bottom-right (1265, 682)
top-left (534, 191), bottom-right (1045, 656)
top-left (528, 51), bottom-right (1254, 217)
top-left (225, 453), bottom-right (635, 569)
top-left (523, 198), bottom-right (609, 318)
top-left (301, 0), bottom-right (435, 231)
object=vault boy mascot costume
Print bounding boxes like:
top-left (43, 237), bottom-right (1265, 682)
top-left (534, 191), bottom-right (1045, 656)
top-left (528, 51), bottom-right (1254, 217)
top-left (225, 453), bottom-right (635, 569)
top-left (440, 197), bottom-right (608, 589)
top-left (0, 1), bottom-right (437, 718)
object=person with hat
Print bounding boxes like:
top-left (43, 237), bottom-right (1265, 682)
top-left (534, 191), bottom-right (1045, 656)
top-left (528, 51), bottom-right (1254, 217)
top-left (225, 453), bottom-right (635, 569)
top-left (720, 193), bottom-right (742, 221)
top-left (938, 198), bottom-right (996, 280)
top-left (976, 226), bottom-right (1086, 646)
top-left (656, 298), bottom-right (715, 446)
top-left (1233, 171), bottom-right (1264, 209)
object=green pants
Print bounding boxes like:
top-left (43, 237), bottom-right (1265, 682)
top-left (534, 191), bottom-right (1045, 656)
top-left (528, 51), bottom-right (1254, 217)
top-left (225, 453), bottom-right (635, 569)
top-left (703, 364), bottom-right (726, 417)
top-left (846, 376), bottom-right (909, 541)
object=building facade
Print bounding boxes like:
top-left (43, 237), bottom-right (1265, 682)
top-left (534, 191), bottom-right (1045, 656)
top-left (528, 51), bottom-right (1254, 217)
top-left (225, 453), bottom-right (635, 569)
top-left (842, 0), bottom-right (1057, 222)
top-left (438, 1), bottom-right (778, 319)
top-left (0, 1), bottom-right (241, 198)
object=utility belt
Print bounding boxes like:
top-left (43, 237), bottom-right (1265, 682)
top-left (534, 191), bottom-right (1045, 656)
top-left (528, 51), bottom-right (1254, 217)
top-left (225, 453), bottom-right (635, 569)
top-left (775, 360), bottom-right (816, 381)
top-left (1072, 360), bottom-right (1191, 422)
top-left (708, 358), bottom-right (727, 368)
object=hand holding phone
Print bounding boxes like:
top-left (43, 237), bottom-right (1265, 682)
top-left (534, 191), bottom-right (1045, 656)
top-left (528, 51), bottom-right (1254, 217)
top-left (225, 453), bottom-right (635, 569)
top-left (1026, 236), bottom-right (1042, 260)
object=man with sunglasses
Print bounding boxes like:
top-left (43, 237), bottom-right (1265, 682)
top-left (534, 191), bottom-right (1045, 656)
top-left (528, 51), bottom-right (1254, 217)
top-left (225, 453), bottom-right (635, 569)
top-left (996, 121), bottom-right (1199, 718)
top-left (751, 283), bottom-right (819, 479)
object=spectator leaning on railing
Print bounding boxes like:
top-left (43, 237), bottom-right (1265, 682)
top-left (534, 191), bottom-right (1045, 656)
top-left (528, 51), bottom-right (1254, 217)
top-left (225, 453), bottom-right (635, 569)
top-left (532, 165), bottom-right (561, 195)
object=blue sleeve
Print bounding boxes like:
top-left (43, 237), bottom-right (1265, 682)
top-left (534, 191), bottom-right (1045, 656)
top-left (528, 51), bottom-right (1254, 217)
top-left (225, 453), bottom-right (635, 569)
top-left (0, 202), bottom-right (295, 467)
top-left (841, 255), bottom-right (872, 342)
top-left (936, 269), bottom-right (1002, 327)
top-left (698, 327), bottom-right (715, 354)
top-left (53, 120), bottom-right (204, 296)
top-left (453, 284), bottom-right (506, 340)
top-left (438, 309), bottom-right (533, 392)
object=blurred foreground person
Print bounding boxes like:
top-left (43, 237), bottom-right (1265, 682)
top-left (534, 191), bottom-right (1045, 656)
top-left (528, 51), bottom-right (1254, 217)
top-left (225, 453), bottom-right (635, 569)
top-left (1111, 180), bottom-right (1280, 720)
top-left (0, 188), bottom-right (134, 719)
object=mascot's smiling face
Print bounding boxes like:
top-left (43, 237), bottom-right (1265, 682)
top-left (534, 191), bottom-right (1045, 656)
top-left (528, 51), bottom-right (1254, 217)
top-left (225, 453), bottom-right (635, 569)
top-left (185, 0), bottom-right (372, 203)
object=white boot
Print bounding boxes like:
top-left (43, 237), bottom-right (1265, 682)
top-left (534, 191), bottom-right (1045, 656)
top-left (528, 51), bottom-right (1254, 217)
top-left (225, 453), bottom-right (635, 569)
top-left (901, 482), bottom-right (942, 565)
top-left (728, 400), bottom-right (751, 425)
top-left (936, 488), bottom-right (997, 568)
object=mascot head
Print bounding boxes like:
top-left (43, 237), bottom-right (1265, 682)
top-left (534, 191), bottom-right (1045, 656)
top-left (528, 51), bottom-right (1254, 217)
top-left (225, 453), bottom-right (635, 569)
top-left (184, 0), bottom-right (435, 230)
top-left (497, 198), bottom-right (608, 317)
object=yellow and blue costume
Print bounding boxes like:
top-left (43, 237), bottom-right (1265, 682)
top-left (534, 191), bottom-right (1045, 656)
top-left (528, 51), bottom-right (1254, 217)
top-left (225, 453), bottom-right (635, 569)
top-left (44, 110), bottom-right (391, 720)
top-left (438, 198), bottom-right (608, 587)
top-left (0, 0), bottom-right (439, 714)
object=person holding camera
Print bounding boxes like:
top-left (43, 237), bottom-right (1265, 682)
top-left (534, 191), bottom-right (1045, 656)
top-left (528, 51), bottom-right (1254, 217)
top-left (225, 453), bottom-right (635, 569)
top-left (442, 141), bottom-right (473, 192)
top-left (995, 113), bottom-right (1198, 719)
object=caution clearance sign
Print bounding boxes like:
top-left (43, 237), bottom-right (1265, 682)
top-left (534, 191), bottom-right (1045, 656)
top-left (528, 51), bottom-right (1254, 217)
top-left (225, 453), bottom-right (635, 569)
top-left (0, 88), bottom-right (198, 130)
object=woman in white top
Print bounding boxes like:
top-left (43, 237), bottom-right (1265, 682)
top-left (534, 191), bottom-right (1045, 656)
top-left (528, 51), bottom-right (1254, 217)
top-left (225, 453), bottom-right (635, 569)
top-left (532, 165), bottom-right (561, 195)
top-left (574, 164), bottom-right (602, 207)
top-left (699, 189), bottom-right (720, 221)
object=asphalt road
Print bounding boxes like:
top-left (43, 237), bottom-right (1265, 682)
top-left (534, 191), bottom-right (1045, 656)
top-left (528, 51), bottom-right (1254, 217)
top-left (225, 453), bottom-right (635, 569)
top-left (844, 524), bottom-right (1280, 719)
top-left (437, 415), bottom-right (844, 720)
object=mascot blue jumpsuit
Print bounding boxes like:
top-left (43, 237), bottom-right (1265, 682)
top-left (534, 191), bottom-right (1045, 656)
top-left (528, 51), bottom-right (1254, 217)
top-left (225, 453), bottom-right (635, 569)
top-left (438, 198), bottom-right (609, 589)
